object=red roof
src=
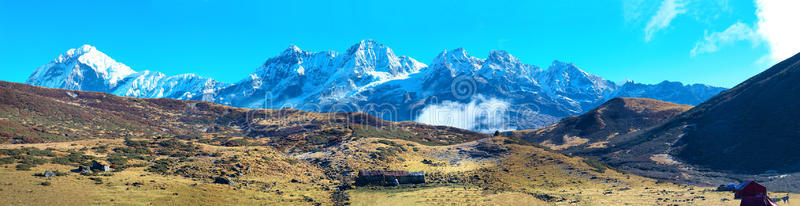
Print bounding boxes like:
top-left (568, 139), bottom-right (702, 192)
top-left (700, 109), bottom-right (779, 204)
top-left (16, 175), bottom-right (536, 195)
top-left (735, 181), bottom-right (767, 199)
top-left (358, 170), bottom-right (409, 177)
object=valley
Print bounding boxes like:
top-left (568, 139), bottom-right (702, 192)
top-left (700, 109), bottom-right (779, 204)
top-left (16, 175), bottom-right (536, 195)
top-left (0, 81), bottom-right (787, 205)
top-left (3, 1), bottom-right (799, 205)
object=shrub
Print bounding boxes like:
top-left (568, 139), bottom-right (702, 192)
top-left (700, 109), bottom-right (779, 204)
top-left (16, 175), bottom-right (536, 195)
top-left (107, 155), bottom-right (128, 168)
top-left (112, 146), bottom-right (151, 160)
top-left (16, 156), bottom-right (47, 171)
top-left (41, 181), bottom-right (52, 186)
top-left (89, 177), bottom-right (103, 184)
top-left (583, 158), bottom-right (608, 173)
top-left (124, 138), bottom-right (150, 148)
top-left (93, 145), bottom-right (109, 154)
top-left (16, 164), bottom-right (34, 171)
top-left (147, 158), bottom-right (176, 174)
top-left (377, 139), bottom-right (400, 147)
top-left (50, 150), bottom-right (94, 166)
top-left (0, 157), bottom-right (14, 165)
top-left (0, 148), bottom-right (25, 158)
top-left (53, 170), bottom-right (68, 176)
top-left (25, 147), bottom-right (56, 157)
top-left (222, 139), bottom-right (251, 147)
top-left (371, 147), bottom-right (401, 161)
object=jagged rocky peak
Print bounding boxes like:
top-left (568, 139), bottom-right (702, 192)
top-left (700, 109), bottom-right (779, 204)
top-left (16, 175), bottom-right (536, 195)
top-left (435, 48), bottom-right (474, 63)
top-left (60, 45), bottom-right (135, 77)
top-left (480, 50), bottom-right (539, 78)
top-left (546, 60), bottom-right (586, 75)
top-left (344, 39), bottom-right (395, 61)
top-left (485, 50), bottom-right (521, 65)
top-left (24, 42), bottom-right (728, 131)
top-left (334, 40), bottom-right (428, 89)
top-left (342, 39), bottom-right (414, 75)
top-left (26, 44), bottom-right (136, 90)
top-left (542, 60), bottom-right (609, 84)
top-left (346, 39), bottom-right (382, 53)
top-left (58, 44), bottom-right (96, 60)
top-left (429, 48), bottom-right (482, 76)
top-left (283, 44), bottom-right (303, 54)
top-left (264, 44), bottom-right (311, 65)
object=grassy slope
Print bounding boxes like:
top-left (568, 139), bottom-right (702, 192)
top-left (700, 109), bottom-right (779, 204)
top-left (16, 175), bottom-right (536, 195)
top-left (0, 82), bottom-right (797, 205)
top-left (508, 97), bottom-right (692, 153)
top-left (3, 137), bottom-right (799, 205)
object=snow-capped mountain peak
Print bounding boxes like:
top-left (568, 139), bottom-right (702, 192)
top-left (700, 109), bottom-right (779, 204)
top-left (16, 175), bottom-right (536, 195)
top-left (26, 41), bottom-right (726, 131)
top-left (429, 48), bottom-right (483, 76)
top-left (485, 50), bottom-right (520, 65)
top-left (27, 44), bottom-right (135, 91)
top-left (341, 39), bottom-right (421, 76)
top-left (60, 45), bottom-right (136, 84)
top-left (480, 50), bottom-right (537, 78)
top-left (536, 60), bottom-right (618, 112)
top-left (283, 45), bottom-right (302, 54)
top-left (27, 45), bottom-right (226, 101)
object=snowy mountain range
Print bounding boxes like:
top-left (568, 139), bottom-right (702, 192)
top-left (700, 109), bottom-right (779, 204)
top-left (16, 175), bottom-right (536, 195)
top-left (25, 40), bottom-right (726, 131)
top-left (27, 45), bottom-right (229, 101)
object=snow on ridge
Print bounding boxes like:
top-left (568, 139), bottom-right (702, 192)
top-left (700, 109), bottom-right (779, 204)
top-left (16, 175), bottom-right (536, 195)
top-left (26, 40), bottom-right (727, 130)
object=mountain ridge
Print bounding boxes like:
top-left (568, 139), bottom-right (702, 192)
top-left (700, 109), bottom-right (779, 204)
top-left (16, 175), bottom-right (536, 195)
top-left (508, 97), bottom-right (693, 152)
top-left (25, 40), bottom-right (726, 131)
top-left (545, 51), bottom-right (800, 193)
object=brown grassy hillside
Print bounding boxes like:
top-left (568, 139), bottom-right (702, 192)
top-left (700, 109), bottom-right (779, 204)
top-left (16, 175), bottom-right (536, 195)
top-left (577, 52), bottom-right (800, 193)
top-left (509, 97), bottom-right (691, 152)
top-left (0, 81), bottom-right (783, 205)
top-left (0, 81), bottom-right (486, 148)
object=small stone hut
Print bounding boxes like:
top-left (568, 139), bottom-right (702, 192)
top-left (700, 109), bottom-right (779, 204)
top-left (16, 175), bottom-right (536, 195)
top-left (355, 170), bottom-right (425, 186)
top-left (91, 160), bottom-right (111, 172)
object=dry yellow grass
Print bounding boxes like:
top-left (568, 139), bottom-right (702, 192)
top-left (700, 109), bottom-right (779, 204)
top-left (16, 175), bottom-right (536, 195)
top-left (0, 164), bottom-right (322, 205)
top-left (2, 137), bottom-right (799, 206)
top-left (0, 139), bottom-right (332, 205)
top-left (349, 186), bottom-right (546, 206)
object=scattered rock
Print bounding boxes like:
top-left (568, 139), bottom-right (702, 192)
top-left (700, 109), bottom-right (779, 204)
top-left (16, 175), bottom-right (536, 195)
top-left (214, 176), bottom-right (235, 186)
top-left (43, 170), bottom-right (55, 178)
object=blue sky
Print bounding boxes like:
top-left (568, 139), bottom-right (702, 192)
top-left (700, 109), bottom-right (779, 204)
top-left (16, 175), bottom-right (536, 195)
top-left (1, 0), bottom-right (798, 88)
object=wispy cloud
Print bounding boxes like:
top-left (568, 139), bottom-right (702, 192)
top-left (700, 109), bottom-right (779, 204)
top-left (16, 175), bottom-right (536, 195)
top-left (644, 0), bottom-right (687, 42)
top-left (690, 22), bottom-right (759, 57)
top-left (689, 0), bottom-right (800, 63)
top-left (622, 0), bottom-right (648, 23)
top-left (756, 0), bottom-right (800, 62)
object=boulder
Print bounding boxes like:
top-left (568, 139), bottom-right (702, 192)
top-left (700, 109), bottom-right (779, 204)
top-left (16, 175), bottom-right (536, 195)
top-left (214, 176), bottom-right (235, 186)
top-left (43, 170), bottom-right (55, 178)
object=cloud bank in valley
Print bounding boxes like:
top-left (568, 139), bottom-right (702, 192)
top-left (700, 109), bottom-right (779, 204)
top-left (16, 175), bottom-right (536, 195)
top-left (415, 96), bottom-right (515, 133)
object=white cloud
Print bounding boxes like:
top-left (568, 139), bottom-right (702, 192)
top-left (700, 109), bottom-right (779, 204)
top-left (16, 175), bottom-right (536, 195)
top-left (690, 22), bottom-right (759, 56)
top-left (644, 0), bottom-right (687, 42)
top-left (689, 0), bottom-right (800, 62)
top-left (415, 96), bottom-right (514, 132)
top-left (756, 0), bottom-right (800, 62)
top-left (622, 0), bottom-right (648, 23)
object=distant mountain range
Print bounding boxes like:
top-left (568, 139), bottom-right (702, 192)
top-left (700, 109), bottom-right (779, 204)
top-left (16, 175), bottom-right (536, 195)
top-left (603, 51), bottom-right (800, 175)
top-left (25, 40), bottom-right (726, 131)
top-left (512, 51), bottom-right (800, 192)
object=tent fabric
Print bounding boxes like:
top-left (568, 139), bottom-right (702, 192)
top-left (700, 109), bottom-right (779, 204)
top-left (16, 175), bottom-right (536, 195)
top-left (740, 195), bottom-right (778, 206)
top-left (735, 181), bottom-right (768, 199)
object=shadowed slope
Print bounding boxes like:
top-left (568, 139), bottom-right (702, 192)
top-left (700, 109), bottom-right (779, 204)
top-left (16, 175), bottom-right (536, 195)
top-left (509, 97), bottom-right (691, 152)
